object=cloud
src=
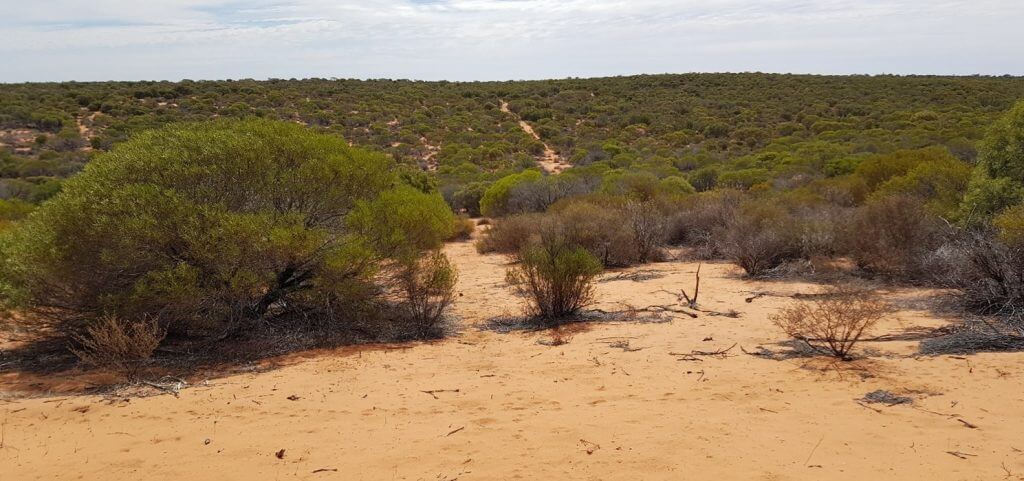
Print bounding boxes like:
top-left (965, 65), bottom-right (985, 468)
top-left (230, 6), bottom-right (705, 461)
top-left (1, 0), bottom-right (1022, 81)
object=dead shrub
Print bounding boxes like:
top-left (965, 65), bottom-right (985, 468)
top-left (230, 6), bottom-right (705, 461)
top-left (70, 315), bottom-right (166, 381)
top-left (770, 286), bottom-right (893, 360)
top-left (506, 241), bottom-right (603, 322)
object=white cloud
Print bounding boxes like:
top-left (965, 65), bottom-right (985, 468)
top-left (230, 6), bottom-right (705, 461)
top-left (1, 0), bottom-right (1022, 81)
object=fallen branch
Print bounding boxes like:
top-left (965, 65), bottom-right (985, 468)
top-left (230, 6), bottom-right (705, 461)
top-left (421, 389), bottom-right (460, 399)
top-left (946, 450), bottom-right (977, 460)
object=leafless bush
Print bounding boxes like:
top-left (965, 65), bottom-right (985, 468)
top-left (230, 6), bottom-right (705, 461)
top-left (70, 315), bottom-right (166, 381)
top-left (770, 286), bottom-right (894, 360)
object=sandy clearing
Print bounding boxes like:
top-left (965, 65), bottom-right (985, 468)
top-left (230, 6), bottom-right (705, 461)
top-left (1, 235), bottom-right (1023, 480)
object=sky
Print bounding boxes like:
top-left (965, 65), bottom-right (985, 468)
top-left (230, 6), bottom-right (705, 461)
top-left (2, 0), bottom-right (1023, 83)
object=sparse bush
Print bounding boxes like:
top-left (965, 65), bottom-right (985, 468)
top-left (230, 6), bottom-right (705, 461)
top-left (391, 252), bottom-right (458, 339)
top-left (666, 190), bottom-right (742, 257)
top-left (624, 200), bottom-right (668, 263)
top-left (843, 195), bottom-right (947, 280)
top-left (717, 202), bottom-right (801, 276)
top-left (506, 241), bottom-right (602, 321)
top-left (449, 214), bottom-right (476, 241)
top-left (70, 315), bottom-right (166, 381)
top-left (936, 229), bottom-right (1024, 333)
top-left (770, 286), bottom-right (893, 360)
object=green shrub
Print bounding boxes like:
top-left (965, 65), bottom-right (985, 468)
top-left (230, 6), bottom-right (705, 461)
top-left (0, 119), bottom-right (454, 337)
top-left (506, 241), bottom-right (602, 321)
top-left (479, 170), bottom-right (543, 217)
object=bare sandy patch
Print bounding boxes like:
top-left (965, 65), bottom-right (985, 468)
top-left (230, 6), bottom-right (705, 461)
top-left (1, 235), bottom-right (1022, 480)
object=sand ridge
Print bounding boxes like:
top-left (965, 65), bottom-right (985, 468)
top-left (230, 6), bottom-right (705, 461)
top-left (1, 236), bottom-right (1023, 480)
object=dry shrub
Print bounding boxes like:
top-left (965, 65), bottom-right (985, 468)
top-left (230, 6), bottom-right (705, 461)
top-left (70, 315), bottom-right (166, 381)
top-left (623, 200), bottom-right (668, 263)
top-left (475, 213), bottom-right (548, 254)
top-left (717, 202), bottom-right (802, 276)
top-left (667, 190), bottom-right (742, 257)
top-left (770, 286), bottom-right (893, 360)
top-left (934, 230), bottom-right (1024, 333)
top-left (506, 241), bottom-right (603, 322)
top-left (552, 201), bottom-right (638, 267)
top-left (449, 214), bottom-right (476, 241)
top-left (843, 195), bottom-right (948, 280)
top-left (477, 199), bottom-right (666, 268)
top-left (393, 252), bottom-right (458, 339)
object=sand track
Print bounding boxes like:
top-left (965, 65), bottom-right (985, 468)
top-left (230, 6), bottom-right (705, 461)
top-left (1, 236), bottom-right (1023, 480)
top-left (501, 100), bottom-right (567, 174)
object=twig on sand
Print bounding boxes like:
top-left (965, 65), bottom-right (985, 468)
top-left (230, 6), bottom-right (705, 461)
top-left (312, 468), bottom-right (338, 474)
top-left (946, 450), bottom-right (977, 460)
top-left (446, 426), bottom-right (465, 437)
top-left (804, 436), bottom-right (824, 465)
top-left (958, 418), bottom-right (979, 429)
top-left (421, 389), bottom-right (460, 399)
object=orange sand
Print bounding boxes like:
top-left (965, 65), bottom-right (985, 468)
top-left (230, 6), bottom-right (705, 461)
top-left (2, 237), bottom-right (1023, 480)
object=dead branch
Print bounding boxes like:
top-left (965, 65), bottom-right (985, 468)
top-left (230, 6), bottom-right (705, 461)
top-left (446, 426), bottom-right (465, 437)
top-left (421, 389), bottom-right (460, 399)
top-left (679, 264), bottom-right (701, 309)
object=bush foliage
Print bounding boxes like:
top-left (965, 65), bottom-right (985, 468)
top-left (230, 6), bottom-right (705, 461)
top-left (0, 119), bottom-right (457, 339)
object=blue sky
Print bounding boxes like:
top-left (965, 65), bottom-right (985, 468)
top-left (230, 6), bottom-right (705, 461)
top-left (2, 0), bottom-right (1023, 82)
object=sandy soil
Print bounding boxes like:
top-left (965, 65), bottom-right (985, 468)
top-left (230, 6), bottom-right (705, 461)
top-left (501, 100), bottom-right (568, 174)
top-left (2, 234), bottom-right (1023, 480)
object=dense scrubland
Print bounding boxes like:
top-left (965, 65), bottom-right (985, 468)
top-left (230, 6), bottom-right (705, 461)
top-left (2, 73), bottom-right (1024, 382)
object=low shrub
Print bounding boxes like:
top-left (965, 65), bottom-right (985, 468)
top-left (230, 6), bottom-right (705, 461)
top-left (506, 241), bottom-right (602, 321)
top-left (475, 213), bottom-right (547, 254)
top-left (70, 315), bottom-right (166, 381)
top-left (770, 286), bottom-right (893, 360)
top-left (666, 190), bottom-right (742, 257)
top-left (716, 202), bottom-right (801, 276)
top-left (842, 195), bottom-right (948, 280)
top-left (936, 229), bottom-right (1024, 333)
top-left (391, 252), bottom-right (458, 339)
top-left (449, 214), bottom-right (476, 241)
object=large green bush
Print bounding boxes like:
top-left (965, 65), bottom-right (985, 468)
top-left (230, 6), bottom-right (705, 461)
top-left (0, 119), bottom-right (455, 336)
